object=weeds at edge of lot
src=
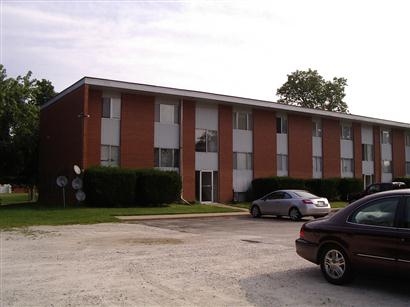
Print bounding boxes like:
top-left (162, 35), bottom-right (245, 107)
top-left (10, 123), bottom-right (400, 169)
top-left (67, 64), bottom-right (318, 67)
top-left (0, 203), bottom-right (242, 229)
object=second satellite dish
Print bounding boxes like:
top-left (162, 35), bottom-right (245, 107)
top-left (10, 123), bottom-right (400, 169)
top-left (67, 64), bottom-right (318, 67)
top-left (56, 176), bottom-right (68, 187)
top-left (72, 177), bottom-right (83, 190)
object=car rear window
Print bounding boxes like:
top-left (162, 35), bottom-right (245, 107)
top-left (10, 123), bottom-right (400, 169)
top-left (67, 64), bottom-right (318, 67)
top-left (293, 191), bottom-right (318, 198)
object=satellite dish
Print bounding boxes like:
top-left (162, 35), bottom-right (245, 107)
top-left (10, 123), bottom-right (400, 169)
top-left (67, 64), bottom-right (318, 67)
top-left (56, 176), bottom-right (68, 187)
top-left (72, 177), bottom-right (83, 190)
top-left (75, 190), bottom-right (86, 202)
top-left (74, 165), bottom-right (82, 175)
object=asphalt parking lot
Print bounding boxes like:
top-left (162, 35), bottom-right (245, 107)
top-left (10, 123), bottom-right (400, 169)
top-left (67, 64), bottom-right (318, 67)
top-left (2, 215), bottom-right (410, 306)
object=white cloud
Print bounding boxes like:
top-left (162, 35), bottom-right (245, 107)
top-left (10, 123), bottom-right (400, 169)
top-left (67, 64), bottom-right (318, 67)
top-left (2, 0), bottom-right (410, 123)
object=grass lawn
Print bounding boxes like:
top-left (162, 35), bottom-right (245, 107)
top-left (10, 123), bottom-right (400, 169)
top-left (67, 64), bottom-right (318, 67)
top-left (0, 202), bottom-right (242, 229)
top-left (0, 193), bottom-right (31, 205)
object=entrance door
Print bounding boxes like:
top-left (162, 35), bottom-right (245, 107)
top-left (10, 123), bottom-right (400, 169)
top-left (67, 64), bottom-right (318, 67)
top-left (200, 170), bottom-right (213, 203)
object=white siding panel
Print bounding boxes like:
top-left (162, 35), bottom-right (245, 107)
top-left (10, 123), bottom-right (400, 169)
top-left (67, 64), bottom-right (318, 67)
top-left (340, 140), bottom-right (353, 159)
top-left (381, 144), bottom-right (392, 160)
top-left (312, 137), bottom-right (322, 156)
top-left (101, 118), bottom-right (120, 146)
top-left (362, 161), bottom-right (374, 175)
top-left (233, 170), bottom-right (253, 192)
top-left (406, 147), bottom-right (410, 161)
top-left (361, 125), bottom-right (373, 144)
top-left (195, 152), bottom-right (218, 170)
top-left (277, 134), bottom-right (288, 154)
top-left (382, 173), bottom-right (392, 183)
top-left (196, 104), bottom-right (218, 130)
top-left (154, 122), bottom-right (180, 148)
top-left (342, 171), bottom-right (354, 178)
top-left (233, 130), bottom-right (253, 152)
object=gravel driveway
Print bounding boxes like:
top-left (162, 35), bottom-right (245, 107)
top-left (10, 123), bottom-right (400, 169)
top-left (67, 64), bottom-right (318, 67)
top-left (2, 216), bottom-right (409, 306)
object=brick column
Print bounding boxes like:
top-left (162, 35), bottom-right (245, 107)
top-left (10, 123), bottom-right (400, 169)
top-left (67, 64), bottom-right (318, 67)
top-left (353, 122), bottom-right (362, 178)
top-left (253, 109), bottom-right (276, 178)
top-left (85, 88), bottom-right (102, 167)
top-left (322, 118), bottom-right (341, 178)
top-left (392, 129), bottom-right (405, 178)
top-left (181, 100), bottom-right (196, 202)
top-left (288, 114), bottom-right (312, 179)
top-left (373, 126), bottom-right (381, 182)
top-left (120, 93), bottom-right (154, 168)
top-left (218, 105), bottom-right (233, 202)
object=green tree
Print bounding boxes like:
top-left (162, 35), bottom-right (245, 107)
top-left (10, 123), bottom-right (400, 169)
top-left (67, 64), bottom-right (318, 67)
top-left (276, 69), bottom-right (349, 113)
top-left (0, 64), bottom-right (56, 198)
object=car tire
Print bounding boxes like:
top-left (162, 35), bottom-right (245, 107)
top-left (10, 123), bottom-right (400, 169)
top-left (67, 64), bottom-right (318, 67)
top-left (250, 205), bottom-right (261, 218)
top-left (320, 245), bottom-right (353, 285)
top-left (289, 207), bottom-right (302, 221)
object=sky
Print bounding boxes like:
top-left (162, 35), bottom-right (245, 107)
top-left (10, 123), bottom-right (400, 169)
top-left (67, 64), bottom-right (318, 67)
top-left (1, 0), bottom-right (410, 123)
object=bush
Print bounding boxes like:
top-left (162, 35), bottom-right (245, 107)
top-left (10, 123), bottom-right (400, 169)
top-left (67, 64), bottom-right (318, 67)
top-left (338, 178), bottom-right (363, 201)
top-left (136, 169), bottom-right (182, 205)
top-left (84, 167), bottom-right (182, 207)
top-left (84, 166), bottom-right (136, 206)
top-left (251, 177), bottom-right (306, 200)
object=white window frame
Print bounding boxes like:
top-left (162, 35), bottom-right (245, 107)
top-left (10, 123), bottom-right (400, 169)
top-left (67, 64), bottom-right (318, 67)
top-left (382, 160), bottom-right (392, 173)
top-left (406, 132), bottom-right (410, 146)
top-left (233, 152), bottom-right (252, 170)
top-left (341, 123), bottom-right (352, 140)
top-left (341, 158), bottom-right (353, 173)
top-left (101, 145), bottom-right (120, 167)
top-left (154, 148), bottom-right (180, 168)
top-left (233, 111), bottom-right (252, 131)
top-left (155, 102), bottom-right (179, 124)
top-left (362, 144), bottom-right (374, 162)
top-left (277, 154), bottom-right (288, 171)
top-left (313, 156), bottom-right (322, 172)
top-left (406, 162), bottom-right (410, 176)
top-left (102, 97), bottom-right (121, 119)
top-left (195, 129), bottom-right (218, 153)
top-left (276, 114), bottom-right (288, 134)
top-left (312, 119), bottom-right (322, 137)
top-left (381, 128), bottom-right (391, 144)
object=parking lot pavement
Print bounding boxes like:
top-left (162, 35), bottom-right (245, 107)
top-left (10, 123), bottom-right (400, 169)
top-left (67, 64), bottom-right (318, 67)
top-left (2, 216), bottom-right (410, 306)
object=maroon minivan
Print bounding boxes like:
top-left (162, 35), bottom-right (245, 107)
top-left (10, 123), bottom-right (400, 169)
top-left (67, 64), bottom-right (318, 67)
top-left (295, 189), bottom-right (410, 284)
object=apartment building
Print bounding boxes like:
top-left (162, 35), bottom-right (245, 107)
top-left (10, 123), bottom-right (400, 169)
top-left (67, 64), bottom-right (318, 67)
top-left (39, 77), bottom-right (410, 203)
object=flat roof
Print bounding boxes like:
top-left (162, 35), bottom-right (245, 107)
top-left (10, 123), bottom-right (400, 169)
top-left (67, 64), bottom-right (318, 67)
top-left (42, 76), bottom-right (410, 129)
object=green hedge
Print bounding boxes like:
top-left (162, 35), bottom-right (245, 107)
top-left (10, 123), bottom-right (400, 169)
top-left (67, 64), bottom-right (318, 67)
top-left (84, 166), bottom-right (136, 206)
top-left (251, 176), bottom-right (363, 201)
top-left (84, 167), bottom-right (181, 207)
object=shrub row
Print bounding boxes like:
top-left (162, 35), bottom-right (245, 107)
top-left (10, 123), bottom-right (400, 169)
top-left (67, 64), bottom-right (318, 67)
top-left (83, 167), bottom-right (182, 207)
top-left (251, 177), bottom-right (363, 201)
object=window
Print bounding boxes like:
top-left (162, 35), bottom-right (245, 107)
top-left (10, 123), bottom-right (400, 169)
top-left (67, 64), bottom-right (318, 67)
top-left (277, 154), bottom-right (288, 171)
top-left (101, 145), bottom-right (119, 166)
top-left (341, 158), bottom-right (353, 173)
top-left (154, 148), bottom-right (179, 168)
top-left (382, 160), bottom-right (392, 173)
top-left (404, 198), bottom-right (410, 228)
top-left (155, 103), bottom-right (179, 124)
top-left (406, 132), bottom-right (410, 146)
top-left (195, 129), bottom-right (218, 152)
top-left (313, 156), bottom-right (322, 172)
top-left (349, 197), bottom-right (399, 227)
top-left (341, 124), bottom-right (352, 140)
top-left (276, 115), bottom-right (288, 134)
top-left (233, 111), bottom-right (252, 130)
top-left (362, 144), bottom-right (374, 161)
top-left (381, 129), bottom-right (391, 144)
top-left (233, 152), bottom-right (252, 170)
top-left (102, 97), bottom-right (121, 119)
top-left (312, 120), bottom-right (322, 137)
top-left (407, 162), bottom-right (410, 176)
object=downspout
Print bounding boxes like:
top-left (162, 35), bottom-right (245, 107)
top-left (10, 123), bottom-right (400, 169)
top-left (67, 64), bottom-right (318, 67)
top-left (179, 98), bottom-right (191, 205)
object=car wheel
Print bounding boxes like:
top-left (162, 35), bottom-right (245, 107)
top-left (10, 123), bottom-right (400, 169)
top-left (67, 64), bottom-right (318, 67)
top-left (320, 245), bottom-right (353, 285)
top-left (289, 207), bottom-right (302, 221)
top-left (250, 205), bottom-right (261, 218)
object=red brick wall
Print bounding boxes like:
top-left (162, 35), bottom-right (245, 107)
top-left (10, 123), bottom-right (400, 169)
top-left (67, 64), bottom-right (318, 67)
top-left (322, 119), bottom-right (341, 178)
top-left (392, 129), bottom-right (405, 178)
top-left (253, 109), bottom-right (276, 178)
top-left (85, 88), bottom-right (102, 167)
top-left (120, 93), bottom-right (154, 168)
top-left (288, 114), bottom-right (312, 179)
top-left (353, 123), bottom-right (362, 178)
top-left (218, 105), bottom-right (233, 202)
top-left (373, 126), bottom-right (381, 182)
top-left (181, 100), bottom-right (196, 201)
top-left (39, 85), bottom-right (85, 204)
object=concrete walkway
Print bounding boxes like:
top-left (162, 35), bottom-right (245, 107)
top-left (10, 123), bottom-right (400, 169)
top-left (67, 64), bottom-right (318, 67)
top-left (115, 203), bottom-right (250, 221)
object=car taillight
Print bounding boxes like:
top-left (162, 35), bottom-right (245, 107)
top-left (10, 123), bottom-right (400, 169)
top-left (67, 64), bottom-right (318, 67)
top-left (299, 228), bottom-right (305, 239)
top-left (302, 199), bottom-right (313, 204)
